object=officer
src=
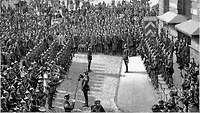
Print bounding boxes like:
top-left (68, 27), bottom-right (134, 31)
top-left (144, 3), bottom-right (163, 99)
top-left (91, 100), bottom-right (105, 112)
top-left (123, 44), bottom-right (129, 72)
top-left (87, 46), bottom-right (92, 72)
top-left (63, 94), bottom-right (75, 112)
top-left (78, 71), bottom-right (90, 107)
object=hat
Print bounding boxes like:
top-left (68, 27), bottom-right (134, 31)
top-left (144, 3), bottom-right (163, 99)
top-left (64, 94), bottom-right (70, 99)
top-left (21, 99), bottom-right (26, 103)
top-left (28, 67), bottom-right (33, 71)
top-left (35, 89), bottom-right (40, 93)
top-left (124, 44), bottom-right (127, 48)
top-left (1, 96), bottom-right (6, 100)
top-left (38, 79), bottom-right (43, 83)
top-left (38, 75), bottom-right (43, 79)
top-left (25, 90), bottom-right (30, 94)
top-left (3, 90), bottom-right (9, 94)
top-left (84, 71), bottom-right (88, 75)
top-left (95, 99), bottom-right (101, 104)
top-left (29, 87), bottom-right (34, 91)
top-left (24, 96), bottom-right (29, 100)
top-left (158, 100), bottom-right (164, 105)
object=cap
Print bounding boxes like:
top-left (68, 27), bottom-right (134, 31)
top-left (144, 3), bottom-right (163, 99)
top-left (36, 89), bottom-right (40, 92)
top-left (25, 90), bottom-right (30, 94)
top-left (124, 44), bottom-right (127, 48)
top-left (21, 99), bottom-right (26, 103)
top-left (64, 94), bottom-right (70, 99)
top-left (1, 96), bottom-right (6, 100)
top-left (84, 71), bottom-right (88, 75)
top-left (24, 96), bottom-right (29, 100)
top-left (3, 90), bottom-right (9, 94)
top-left (38, 79), bottom-right (43, 83)
top-left (30, 87), bottom-right (34, 91)
top-left (158, 100), bottom-right (164, 105)
top-left (95, 99), bottom-right (101, 104)
top-left (28, 67), bottom-right (33, 71)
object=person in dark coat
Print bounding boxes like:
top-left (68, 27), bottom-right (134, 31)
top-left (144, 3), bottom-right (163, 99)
top-left (78, 71), bottom-right (90, 107)
top-left (91, 100), bottom-right (105, 112)
top-left (123, 44), bottom-right (129, 72)
top-left (87, 46), bottom-right (92, 72)
top-left (63, 94), bottom-right (75, 112)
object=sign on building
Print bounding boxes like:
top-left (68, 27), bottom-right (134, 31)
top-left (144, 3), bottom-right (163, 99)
top-left (143, 16), bottom-right (157, 37)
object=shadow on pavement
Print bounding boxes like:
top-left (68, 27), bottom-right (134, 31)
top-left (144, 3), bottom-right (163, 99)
top-left (94, 72), bottom-right (120, 78)
top-left (124, 71), bottom-right (147, 74)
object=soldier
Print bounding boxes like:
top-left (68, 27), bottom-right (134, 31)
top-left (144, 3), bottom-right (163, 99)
top-left (91, 100), bottom-right (105, 112)
top-left (78, 71), bottom-right (90, 107)
top-left (123, 44), bottom-right (129, 72)
top-left (87, 46), bottom-right (92, 72)
top-left (63, 94), bottom-right (75, 112)
top-left (47, 77), bottom-right (62, 109)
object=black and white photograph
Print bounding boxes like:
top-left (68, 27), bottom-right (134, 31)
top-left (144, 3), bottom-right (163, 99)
top-left (0, 0), bottom-right (199, 112)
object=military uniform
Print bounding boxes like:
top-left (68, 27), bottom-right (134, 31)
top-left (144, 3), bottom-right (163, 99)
top-left (47, 78), bottom-right (61, 109)
top-left (63, 94), bottom-right (75, 112)
top-left (87, 47), bottom-right (92, 72)
top-left (91, 100), bottom-right (105, 112)
top-left (123, 45), bottom-right (129, 72)
top-left (64, 100), bottom-right (75, 112)
top-left (79, 72), bottom-right (90, 107)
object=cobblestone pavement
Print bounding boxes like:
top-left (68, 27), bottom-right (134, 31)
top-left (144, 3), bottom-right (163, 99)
top-left (52, 53), bottom-right (122, 112)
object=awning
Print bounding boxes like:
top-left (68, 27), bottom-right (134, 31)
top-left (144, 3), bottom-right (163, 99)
top-left (175, 19), bottom-right (200, 36)
top-left (157, 11), bottom-right (187, 24)
top-left (149, 0), bottom-right (159, 7)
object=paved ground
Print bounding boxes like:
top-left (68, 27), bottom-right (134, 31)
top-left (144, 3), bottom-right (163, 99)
top-left (116, 56), bottom-right (158, 112)
top-left (53, 53), bottom-right (121, 112)
top-left (172, 53), bottom-right (184, 89)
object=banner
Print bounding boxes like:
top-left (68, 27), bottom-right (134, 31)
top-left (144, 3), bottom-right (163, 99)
top-left (143, 16), bottom-right (157, 37)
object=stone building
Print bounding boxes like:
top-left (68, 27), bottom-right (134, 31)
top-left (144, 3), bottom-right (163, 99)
top-left (157, 0), bottom-right (199, 88)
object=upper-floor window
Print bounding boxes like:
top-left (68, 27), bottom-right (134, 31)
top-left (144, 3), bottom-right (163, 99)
top-left (177, 0), bottom-right (191, 18)
top-left (177, 0), bottom-right (185, 15)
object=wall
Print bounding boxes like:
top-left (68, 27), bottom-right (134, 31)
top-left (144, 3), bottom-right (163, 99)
top-left (190, 0), bottom-right (200, 65)
top-left (191, 0), bottom-right (200, 21)
top-left (169, 0), bottom-right (178, 13)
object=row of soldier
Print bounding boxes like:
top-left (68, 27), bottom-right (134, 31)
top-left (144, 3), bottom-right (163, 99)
top-left (60, 0), bottom-right (156, 54)
top-left (1, 1), bottom-right (76, 112)
top-left (152, 58), bottom-right (199, 112)
top-left (139, 30), bottom-right (174, 89)
top-left (1, 0), bottom-right (160, 112)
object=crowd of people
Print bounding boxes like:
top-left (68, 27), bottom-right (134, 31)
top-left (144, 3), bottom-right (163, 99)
top-left (138, 18), bottom-right (199, 113)
top-left (65, 0), bottom-right (158, 55)
top-left (151, 59), bottom-right (199, 112)
top-left (1, 0), bottom-right (198, 112)
top-left (1, 0), bottom-right (75, 112)
top-left (0, 0), bottom-right (159, 112)
top-left (139, 25), bottom-right (199, 112)
top-left (139, 28), bottom-right (174, 89)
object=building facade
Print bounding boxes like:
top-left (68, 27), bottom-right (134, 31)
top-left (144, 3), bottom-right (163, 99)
top-left (158, 0), bottom-right (199, 89)
top-left (159, 0), bottom-right (199, 64)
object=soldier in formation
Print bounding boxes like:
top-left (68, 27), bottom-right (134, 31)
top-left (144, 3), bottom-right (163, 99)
top-left (87, 46), bottom-right (92, 72)
top-left (139, 30), bottom-right (174, 89)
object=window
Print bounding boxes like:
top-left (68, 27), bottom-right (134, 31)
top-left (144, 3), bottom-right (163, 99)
top-left (177, 0), bottom-right (191, 17)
